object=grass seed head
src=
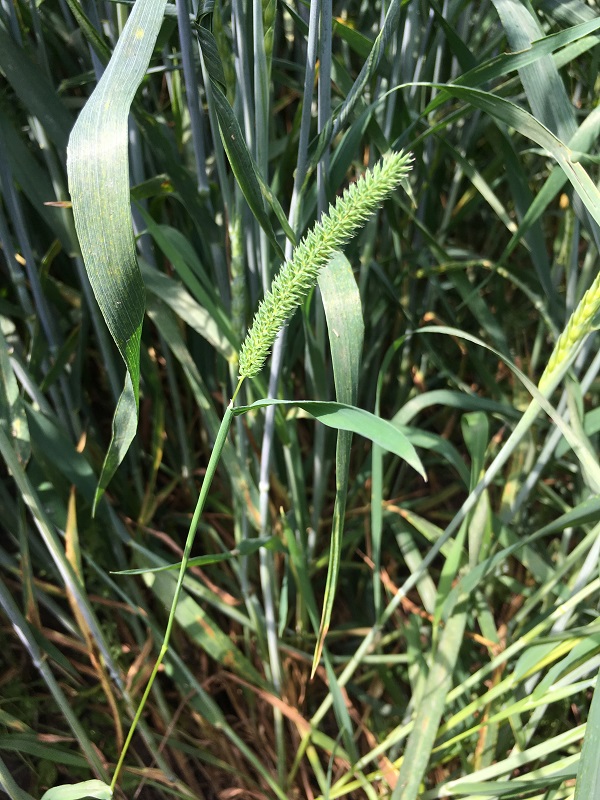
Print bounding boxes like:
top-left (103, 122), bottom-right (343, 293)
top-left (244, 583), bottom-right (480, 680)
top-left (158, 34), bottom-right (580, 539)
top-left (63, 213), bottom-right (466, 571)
top-left (238, 150), bottom-right (413, 379)
top-left (542, 272), bottom-right (600, 388)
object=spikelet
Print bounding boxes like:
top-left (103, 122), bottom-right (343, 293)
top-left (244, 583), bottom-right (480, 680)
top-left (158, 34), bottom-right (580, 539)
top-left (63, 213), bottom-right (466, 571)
top-left (238, 150), bottom-right (413, 379)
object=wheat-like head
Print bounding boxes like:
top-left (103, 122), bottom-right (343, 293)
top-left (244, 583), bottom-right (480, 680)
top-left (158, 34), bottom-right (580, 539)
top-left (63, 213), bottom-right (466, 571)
top-left (238, 150), bottom-right (413, 379)
top-left (541, 271), bottom-right (600, 391)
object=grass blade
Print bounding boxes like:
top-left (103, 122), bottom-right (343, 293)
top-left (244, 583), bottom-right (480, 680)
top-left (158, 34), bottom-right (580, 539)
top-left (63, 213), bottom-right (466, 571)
top-left (438, 84), bottom-right (600, 227)
top-left (574, 668), bottom-right (600, 800)
top-left (312, 252), bottom-right (364, 675)
top-left (0, 26), bottom-right (72, 152)
top-left (194, 22), bottom-right (287, 258)
top-left (491, 0), bottom-right (576, 140)
top-left (234, 399), bottom-right (426, 478)
top-left (67, 0), bottom-right (167, 506)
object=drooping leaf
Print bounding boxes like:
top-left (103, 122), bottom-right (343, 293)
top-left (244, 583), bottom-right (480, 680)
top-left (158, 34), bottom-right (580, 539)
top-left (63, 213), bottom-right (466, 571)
top-left (67, 0), bottom-right (168, 509)
top-left (437, 84), bottom-right (600, 228)
top-left (234, 398), bottom-right (426, 479)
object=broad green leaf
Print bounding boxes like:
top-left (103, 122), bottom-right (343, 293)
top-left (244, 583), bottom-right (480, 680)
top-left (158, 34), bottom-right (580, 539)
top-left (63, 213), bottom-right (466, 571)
top-left (40, 780), bottom-right (112, 800)
top-left (208, 79), bottom-right (287, 258)
top-left (318, 253), bottom-right (363, 408)
top-left (67, 0), bottom-right (167, 508)
top-left (372, 339), bottom-right (403, 619)
top-left (312, 252), bottom-right (364, 676)
top-left (433, 412), bottom-right (490, 632)
top-left (93, 375), bottom-right (138, 510)
top-left (391, 606), bottom-right (469, 800)
top-left (453, 15), bottom-right (600, 93)
top-left (461, 412), bottom-right (492, 565)
top-left (194, 23), bottom-right (226, 88)
top-left (233, 398), bottom-right (426, 479)
top-left (544, 0), bottom-right (596, 25)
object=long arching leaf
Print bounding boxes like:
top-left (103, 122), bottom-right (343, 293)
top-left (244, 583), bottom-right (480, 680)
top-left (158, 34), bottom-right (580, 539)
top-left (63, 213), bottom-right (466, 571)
top-left (67, 0), bottom-right (168, 510)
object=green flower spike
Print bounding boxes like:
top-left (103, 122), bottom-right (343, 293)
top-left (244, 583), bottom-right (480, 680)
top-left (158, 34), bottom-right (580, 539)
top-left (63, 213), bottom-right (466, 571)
top-left (238, 150), bottom-right (413, 379)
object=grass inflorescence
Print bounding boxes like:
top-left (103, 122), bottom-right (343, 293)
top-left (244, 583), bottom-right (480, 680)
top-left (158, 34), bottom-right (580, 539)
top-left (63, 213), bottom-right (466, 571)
top-left (238, 151), bottom-right (413, 378)
top-left (542, 271), bottom-right (600, 389)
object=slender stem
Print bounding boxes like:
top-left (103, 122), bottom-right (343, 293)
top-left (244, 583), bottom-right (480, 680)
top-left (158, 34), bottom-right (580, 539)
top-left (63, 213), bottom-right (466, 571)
top-left (111, 400), bottom-right (236, 791)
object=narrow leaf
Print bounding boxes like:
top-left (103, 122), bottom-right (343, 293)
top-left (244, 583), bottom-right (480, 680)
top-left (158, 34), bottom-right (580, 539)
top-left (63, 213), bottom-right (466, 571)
top-left (194, 24), bottom-right (286, 257)
top-left (0, 325), bottom-right (30, 465)
top-left (113, 536), bottom-right (285, 574)
top-left (0, 27), bottom-right (72, 152)
top-left (574, 669), bottom-right (600, 800)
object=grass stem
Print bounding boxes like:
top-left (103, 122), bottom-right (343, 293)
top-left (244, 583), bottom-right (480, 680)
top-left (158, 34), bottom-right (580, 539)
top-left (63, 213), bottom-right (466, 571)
top-left (111, 400), bottom-right (236, 790)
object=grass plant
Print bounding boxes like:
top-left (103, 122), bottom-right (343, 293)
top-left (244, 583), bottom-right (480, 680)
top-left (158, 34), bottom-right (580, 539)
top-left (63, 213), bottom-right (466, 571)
top-left (1, 0), bottom-right (600, 799)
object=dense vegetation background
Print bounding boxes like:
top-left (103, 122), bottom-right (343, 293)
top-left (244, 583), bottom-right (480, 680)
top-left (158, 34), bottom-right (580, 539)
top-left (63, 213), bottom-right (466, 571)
top-left (2, 0), bottom-right (600, 798)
